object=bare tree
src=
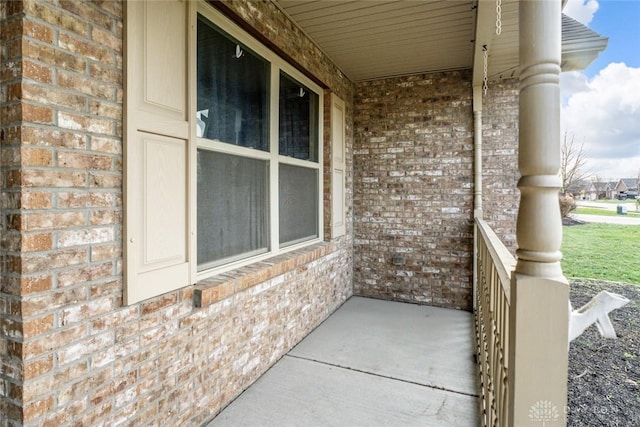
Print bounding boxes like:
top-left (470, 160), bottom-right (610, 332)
top-left (591, 174), bottom-right (603, 199)
top-left (560, 132), bottom-right (590, 195)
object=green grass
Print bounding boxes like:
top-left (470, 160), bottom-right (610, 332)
top-left (574, 207), bottom-right (640, 218)
top-left (562, 223), bottom-right (640, 284)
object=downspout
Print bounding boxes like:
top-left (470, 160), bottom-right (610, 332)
top-left (472, 84), bottom-right (482, 311)
top-left (471, 0), bottom-right (491, 312)
top-left (473, 85), bottom-right (483, 219)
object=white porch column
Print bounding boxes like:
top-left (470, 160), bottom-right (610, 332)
top-left (509, 0), bottom-right (569, 425)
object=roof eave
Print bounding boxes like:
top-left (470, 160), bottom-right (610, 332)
top-left (561, 37), bottom-right (609, 72)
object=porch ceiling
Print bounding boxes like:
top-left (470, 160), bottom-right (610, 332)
top-left (275, 0), bottom-right (479, 82)
top-left (274, 0), bottom-right (607, 84)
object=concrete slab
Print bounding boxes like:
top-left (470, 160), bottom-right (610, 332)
top-left (207, 296), bottom-right (479, 426)
top-left (208, 356), bottom-right (479, 427)
top-left (289, 297), bottom-right (477, 395)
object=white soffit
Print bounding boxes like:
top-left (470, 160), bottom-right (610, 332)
top-left (276, 0), bottom-right (477, 82)
top-left (275, 0), bottom-right (607, 84)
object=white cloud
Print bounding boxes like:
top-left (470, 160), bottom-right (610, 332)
top-left (560, 71), bottom-right (589, 105)
top-left (564, 0), bottom-right (600, 25)
top-left (561, 63), bottom-right (640, 180)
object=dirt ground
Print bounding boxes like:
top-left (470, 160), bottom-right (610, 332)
top-left (568, 278), bottom-right (640, 426)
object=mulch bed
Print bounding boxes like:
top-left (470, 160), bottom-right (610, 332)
top-left (568, 278), bottom-right (640, 426)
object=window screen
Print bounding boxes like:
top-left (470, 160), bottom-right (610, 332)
top-left (197, 150), bottom-right (269, 268)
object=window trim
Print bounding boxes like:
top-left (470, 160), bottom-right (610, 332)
top-left (193, 1), bottom-right (324, 283)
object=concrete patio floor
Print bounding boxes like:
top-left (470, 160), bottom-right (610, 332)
top-left (207, 296), bottom-right (479, 426)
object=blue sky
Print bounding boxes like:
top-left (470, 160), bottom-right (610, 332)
top-left (561, 0), bottom-right (640, 180)
top-left (582, 0), bottom-right (640, 78)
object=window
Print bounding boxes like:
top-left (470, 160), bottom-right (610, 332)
top-left (196, 17), bottom-right (269, 150)
top-left (195, 5), bottom-right (322, 277)
top-left (125, 1), bottom-right (326, 303)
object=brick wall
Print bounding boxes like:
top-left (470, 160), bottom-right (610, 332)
top-left (353, 71), bottom-right (474, 310)
top-left (0, 1), bottom-right (354, 425)
top-left (1, 1), bottom-right (22, 423)
top-left (482, 79), bottom-right (520, 253)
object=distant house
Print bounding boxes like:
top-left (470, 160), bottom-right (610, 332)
top-left (615, 178), bottom-right (639, 198)
top-left (606, 181), bottom-right (618, 199)
top-left (566, 179), bottom-right (590, 199)
top-left (588, 181), bottom-right (613, 200)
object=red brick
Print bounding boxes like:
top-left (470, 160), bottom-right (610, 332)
top-left (91, 25), bottom-right (122, 52)
top-left (89, 100), bottom-right (121, 120)
top-left (21, 211), bottom-right (85, 231)
top-left (57, 191), bottom-right (116, 208)
top-left (90, 279), bottom-right (121, 299)
top-left (20, 248), bottom-right (88, 275)
top-left (22, 233), bottom-right (53, 252)
top-left (22, 60), bottom-right (54, 84)
top-left (89, 172), bottom-right (121, 188)
top-left (58, 71), bottom-right (116, 100)
top-left (21, 191), bottom-right (53, 210)
top-left (21, 39), bottom-right (87, 73)
top-left (90, 209), bottom-right (120, 226)
top-left (23, 314), bottom-right (55, 338)
top-left (21, 169), bottom-right (87, 188)
top-left (93, 0), bottom-right (123, 18)
top-left (57, 111), bottom-right (114, 135)
top-left (22, 103), bottom-right (54, 124)
top-left (4, 1), bottom-right (24, 19)
top-left (23, 355), bottom-right (55, 380)
top-left (58, 32), bottom-right (116, 66)
top-left (22, 126), bottom-right (87, 149)
top-left (23, 395), bottom-right (54, 422)
top-left (0, 18), bottom-right (22, 43)
top-left (23, 19), bottom-right (54, 44)
top-left (56, 262), bottom-right (114, 288)
top-left (25, 1), bottom-right (89, 37)
top-left (56, 332), bottom-right (114, 365)
top-left (22, 147), bottom-right (53, 167)
top-left (89, 62), bottom-right (122, 85)
top-left (22, 81), bottom-right (88, 110)
top-left (41, 399), bottom-right (88, 426)
top-left (20, 324), bottom-right (88, 359)
top-left (90, 135), bottom-right (121, 154)
top-left (7, 82), bottom-right (22, 101)
top-left (1, 103), bottom-right (22, 123)
top-left (141, 293), bottom-right (177, 316)
top-left (58, 0), bottom-right (114, 30)
top-left (21, 275), bottom-right (53, 295)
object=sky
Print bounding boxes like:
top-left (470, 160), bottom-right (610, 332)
top-left (561, 0), bottom-right (640, 181)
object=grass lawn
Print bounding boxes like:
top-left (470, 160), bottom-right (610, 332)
top-left (562, 223), bottom-right (640, 284)
top-left (574, 207), bottom-right (640, 218)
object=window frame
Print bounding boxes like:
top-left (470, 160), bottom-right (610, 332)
top-left (193, 2), bottom-right (324, 282)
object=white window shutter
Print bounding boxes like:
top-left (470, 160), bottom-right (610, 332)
top-left (124, 0), bottom-right (191, 304)
top-left (331, 94), bottom-right (346, 238)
